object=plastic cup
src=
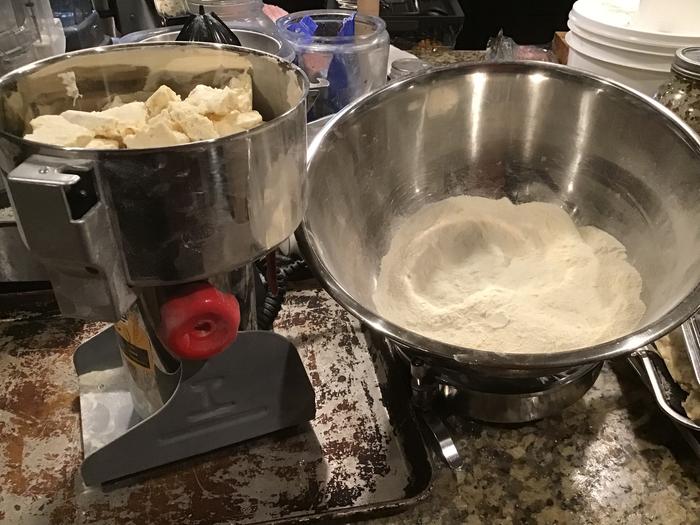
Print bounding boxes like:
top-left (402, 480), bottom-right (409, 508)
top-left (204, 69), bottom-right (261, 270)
top-left (277, 10), bottom-right (390, 119)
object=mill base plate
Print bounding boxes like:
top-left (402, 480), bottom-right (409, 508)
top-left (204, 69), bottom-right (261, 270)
top-left (75, 328), bottom-right (316, 486)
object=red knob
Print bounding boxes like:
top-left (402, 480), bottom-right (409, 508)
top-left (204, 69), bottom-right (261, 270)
top-left (159, 282), bottom-right (240, 360)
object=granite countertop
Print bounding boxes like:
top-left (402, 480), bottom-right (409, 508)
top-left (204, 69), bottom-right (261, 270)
top-left (369, 359), bottom-right (700, 524)
top-left (410, 48), bottom-right (485, 67)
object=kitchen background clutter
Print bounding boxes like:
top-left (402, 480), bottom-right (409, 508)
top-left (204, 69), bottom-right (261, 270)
top-left (2, 0), bottom-right (700, 524)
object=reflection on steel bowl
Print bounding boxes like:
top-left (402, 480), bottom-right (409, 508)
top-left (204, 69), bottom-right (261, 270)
top-left (0, 191), bottom-right (46, 282)
top-left (300, 62), bottom-right (700, 373)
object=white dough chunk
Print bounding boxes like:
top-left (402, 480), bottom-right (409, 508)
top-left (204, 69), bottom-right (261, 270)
top-left (61, 110), bottom-right (121, 139)
top-left (213, 110), bottom-right (263, 137)
top-left (26, 115), bottom-right (94, 147)
top-left (185, 84), bottom-right (251, 115)
top-left (148, 108), bottom-right (178, 129)
top-left (101, 101), bottom-right (148, 136)
top-left (86, 137), bottom-right (121, 149)
top-left (227, 73), bottom-right (253, 109)
top-left (25, 72), bottom-right (261, 148)
top-left (227, 72), bottom-right (252, 92)
top-left (168, 101), bottom-right (218, 141)
top-left (123, 121), bottom-right (189, 149)
top-left (145, 85), bottom-right (181, 117)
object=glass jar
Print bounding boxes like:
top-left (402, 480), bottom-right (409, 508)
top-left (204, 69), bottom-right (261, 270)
top-left (389, 58), bottom-right (431, 80)
top-left (654, 47), bottom-right (700, 134)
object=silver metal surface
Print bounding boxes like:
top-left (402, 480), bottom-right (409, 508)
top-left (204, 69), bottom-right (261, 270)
top-left (389, 58), bottom-right (431, 80)
top-left (440, 363), bottom-right (603, 424)
top-left (119, 26), bottom-right (295, 62)
top-left (77, 357), bottom-right (135, 457)
top-left (300, 62), bottom-right (700, 371)
top-left (682, 314), bottom-right (700, 385)
top-left (631, 347), bottom-right (700, 432)
top-left (123, 266), bottom-right (259, 419)
top-left (0, 221), bottom-right (46, 281)
top-left (306, 114), bottom-right (334, 144)
top-left (0, 189), bottom-right (46, 282)
top-left (75, 327), bottom-right (315, 486)
top-left (46, 287), bottom-right (433, 520)
top-left (7, 156), bottom-right (136, 320)
top-left (629, 342), bottom-right (700, 459)
top-left (672, 47), bottom-right (700, 81)
top-left (420, 411), bottom-right (462, 469)
top-left (0, 43), bottom-right (308, 298)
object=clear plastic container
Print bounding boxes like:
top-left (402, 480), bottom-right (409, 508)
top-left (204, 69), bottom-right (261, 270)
top-left (29, 0), bottom-right (65, 58)
top-left (0, 0), bottom-right (65, 60)
top-left (389, 58), bottom-right (431, 80)
top-left (0, 3), bottom-right (37, 75)
top-left (277, 10), bottom-right (389, 118)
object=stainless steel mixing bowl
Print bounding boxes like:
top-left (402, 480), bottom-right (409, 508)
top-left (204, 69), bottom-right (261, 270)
top-left (300, 62), bottom-right (700, 371)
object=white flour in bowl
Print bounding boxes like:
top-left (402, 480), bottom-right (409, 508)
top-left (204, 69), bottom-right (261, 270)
top-left (373, 196), bottom-right (645, 353)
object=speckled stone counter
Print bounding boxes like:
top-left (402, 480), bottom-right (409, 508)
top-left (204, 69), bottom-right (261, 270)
top-left (411, 48), bottom-right (485, 66)
top-left (367, 359), bottom-right (700, 524)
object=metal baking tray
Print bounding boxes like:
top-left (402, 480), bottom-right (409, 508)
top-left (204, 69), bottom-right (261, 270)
top-left (51, 288), bottom-right (433, 524)
top-left (628, 315), bottom-right (700, 456)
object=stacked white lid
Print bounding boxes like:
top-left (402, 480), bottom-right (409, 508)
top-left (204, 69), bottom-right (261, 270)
top-left (566, 0), bottom-right (700, 94)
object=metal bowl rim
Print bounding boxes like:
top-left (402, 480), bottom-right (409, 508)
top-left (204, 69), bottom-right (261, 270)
top-left (0, 41), bottom-right (310, 154)
top-left (300, 60), bottom-right (700, 370)
top-left (119, 26), bottom-right (283, 45)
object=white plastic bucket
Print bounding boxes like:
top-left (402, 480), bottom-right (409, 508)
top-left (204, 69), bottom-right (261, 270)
top-left (563, 0), bottom-right (700, 96)
top-left (565, 32), bottom-right (670, 95)
top-left (566, 30), bottom-right (671, 71)
top-left (633, 0), bottom-right (700, 36)
top-left (568, 16), bottom-right (679, 56)
top-left (573, 0), bottom-right (700, 47)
